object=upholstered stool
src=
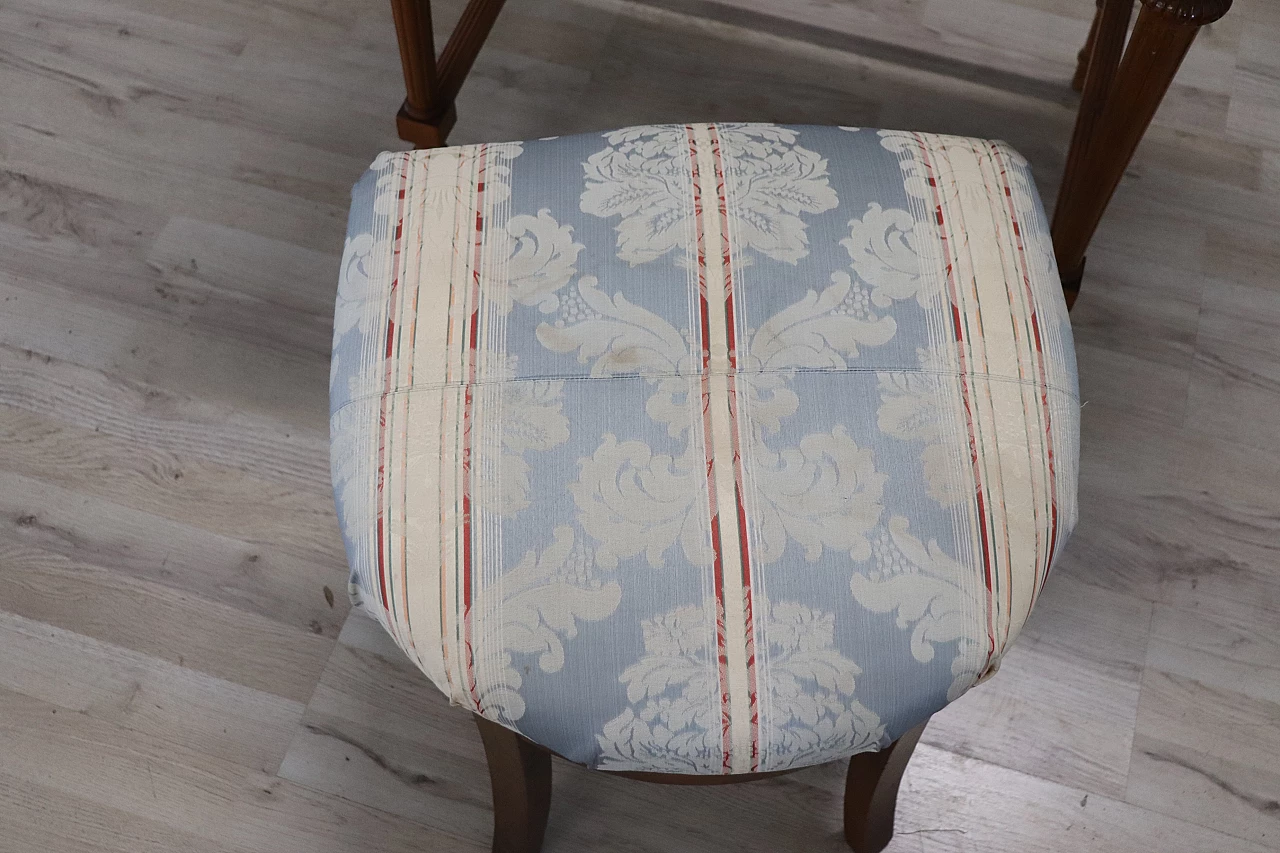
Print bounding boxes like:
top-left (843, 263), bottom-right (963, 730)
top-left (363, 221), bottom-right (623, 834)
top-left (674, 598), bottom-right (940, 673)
top-left (330, 123), bottom-right (1079, 852)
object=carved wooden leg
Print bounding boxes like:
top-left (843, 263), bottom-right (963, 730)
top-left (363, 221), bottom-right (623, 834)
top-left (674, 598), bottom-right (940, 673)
top-left (1052, 0), bottom-right (1231, 306)
top-left (475, 715), bottom-right (553, 853)
top-left (388, 0), bottom-right (509, 149)
top-left (843, 721), bottom-right (927, 853)
top-left (390, 0), bottom-right (448, 148)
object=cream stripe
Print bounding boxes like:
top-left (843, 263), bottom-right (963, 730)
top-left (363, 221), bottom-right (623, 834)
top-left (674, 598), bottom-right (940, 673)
top-left (380, 155), bottom-right (413, 654)
top-left (900, 134), bottom-right (985, 668)
top-left (977, 142), bottom-right (1043, 648)
top-left (457, 145), bottom-right (485, 708)
top-left (944, 141), bottom-right (1010, 650)
top-left (964, 140), bottom-right (1023, 652)
top-left (940, 139), bottom-right (1039, 652)
top-left (988, 143), bottom-right (1054, 620)
top-left (475, 143), bottom-right (511, 719)
top-left (442, 148), bottom-right (475, 705)
top-left (359, 154), bottom-right (402, 622)
top-left (692, 123), bottom-right (753, 774)
top-left (386, 155), bottom-right (420, 658)
top-left (403, 150), bottom-right (460, 698)
top-left (441, 152), bottom-right (470, 705)
top-left (977, 141), bottom-right (1051, 645)
top-left (922, 134), bottom-right (997, 659)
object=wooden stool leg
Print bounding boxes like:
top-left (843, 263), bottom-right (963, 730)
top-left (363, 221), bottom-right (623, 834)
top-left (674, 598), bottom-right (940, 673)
top-left (843, 721), bottom-right (927, 853)
top-left (1051, 0), bottom-right (1231, 306)
top-left (475, 715), bottom-right (553, 853)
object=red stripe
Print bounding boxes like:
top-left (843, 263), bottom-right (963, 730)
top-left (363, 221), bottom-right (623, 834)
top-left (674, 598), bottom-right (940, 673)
top-left (686, 125), bottom-right (734, 771)
top-left (375, 156), bottom-right (411, 614)
top-left (912, 134), bottom-right (998, 665)
top-left (708, 125), bottom-right (759, 770)
top-left (461, 144), bottom-right (489, 711)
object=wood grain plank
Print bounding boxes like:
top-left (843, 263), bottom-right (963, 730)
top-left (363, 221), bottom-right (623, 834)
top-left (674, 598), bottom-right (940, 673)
top-left (0, 343), bottom-right (329, 490)
top-left (1134, 668), bottom-right (1280, 777)
top-left (0, 275), bottom-right (329, 431)
top-left (1, 123), bottom-right (351, 254)
top-left (0, 771), bottom-right (240, 853)
top-left (1053, 404), bottom-right (1280, 611)
top-left (923, 575), bottom-right (1150, 798)
top-left (1127, 666), bottom-right (1280, 845)
top-left (0, 609), bottom-right (304, 770)
top-left (0, 0), bottom-right (399, 170)
top-left (884, 742), bottom-right (1270, 853)
top-left (1127, 736), bottom-right (1280, 846)
top-left (0, 165), bottom-right (336, 358)
top-left (0, 541), bottom-right (334, 702)
top-left (0, 404), bottom-right (341, 565)
top-left (0, 686), bottom-right (486, 853)
top-left (0, 469), bottom-right (347, 636)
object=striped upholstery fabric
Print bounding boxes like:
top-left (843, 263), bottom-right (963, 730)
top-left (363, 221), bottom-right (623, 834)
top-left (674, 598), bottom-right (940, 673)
top-left (330, 124), bottom-right (1080, 774)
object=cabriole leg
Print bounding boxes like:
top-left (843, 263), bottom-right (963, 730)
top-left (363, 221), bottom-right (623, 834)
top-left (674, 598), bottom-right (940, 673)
top-left (843, 721), bottom-right (927, 853)
top-left (475, 715), bottom-right (553, 853)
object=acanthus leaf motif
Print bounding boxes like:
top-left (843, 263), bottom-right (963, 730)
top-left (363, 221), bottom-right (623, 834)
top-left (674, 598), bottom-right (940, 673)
top-left (473, 526), bottom-right (623, 722)
top-left (581, 124), bottom-right (839, 267)
top-left (849, 516), bottom-right (989, 701)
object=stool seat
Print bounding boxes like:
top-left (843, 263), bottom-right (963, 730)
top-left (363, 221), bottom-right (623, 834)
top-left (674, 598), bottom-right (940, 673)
top-left (329, 123), bottom-right (1079, 775)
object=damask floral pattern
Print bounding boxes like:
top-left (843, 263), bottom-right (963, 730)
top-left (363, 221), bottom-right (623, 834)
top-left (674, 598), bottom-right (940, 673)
top-left (501, 209), bottom-right (584, 313)
top-left (597, 599), bottom-right (886, 773)
top-left (581, 124), bottom-right (839, 266)
top-left (876, 348), bottom-right (971, 507)
top-left (472, 525), bottom-right (622, 722)
top-left (842, 202), bottom-right (942, 308)
top-left (596, 604), bottom-right (721, 772)
top-left (759, 602), bottom-right (887, 768)
top-left (330, 123), bottom-right (1080, 774)
top-left (540, 272), bottom-right (892, 570)
top-left (851, 516), bottom-right (991, 701)
top-left (478, 371), bottom-right (570, 516)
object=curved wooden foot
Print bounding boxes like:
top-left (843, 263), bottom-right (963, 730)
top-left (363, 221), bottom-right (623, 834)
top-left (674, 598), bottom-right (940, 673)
top-left (475, 715), bottom-right (553, 853)
top-left (843, 721), bottom-right (927, 853)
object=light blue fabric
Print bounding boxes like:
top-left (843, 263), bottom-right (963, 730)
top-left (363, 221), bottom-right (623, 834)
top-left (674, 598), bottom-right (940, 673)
top-left (331, 124), bottom-right (1080, 773)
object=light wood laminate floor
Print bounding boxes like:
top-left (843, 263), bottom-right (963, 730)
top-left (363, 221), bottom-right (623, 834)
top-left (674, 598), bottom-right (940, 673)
top-left (1, 0), bottom-right (1278, 849)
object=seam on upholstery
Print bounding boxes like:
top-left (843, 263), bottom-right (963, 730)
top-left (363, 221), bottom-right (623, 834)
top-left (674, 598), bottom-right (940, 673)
top-left (331, 366), bottom-right (1081, 419)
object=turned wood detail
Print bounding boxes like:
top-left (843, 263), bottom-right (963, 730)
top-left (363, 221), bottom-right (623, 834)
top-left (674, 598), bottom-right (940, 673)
top-left (474, 713), bottom-right (927, 853)
top-left (388, 0), bottom-right (509, 148)
top-left (1052, 0), bottom-right (1232, 306)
